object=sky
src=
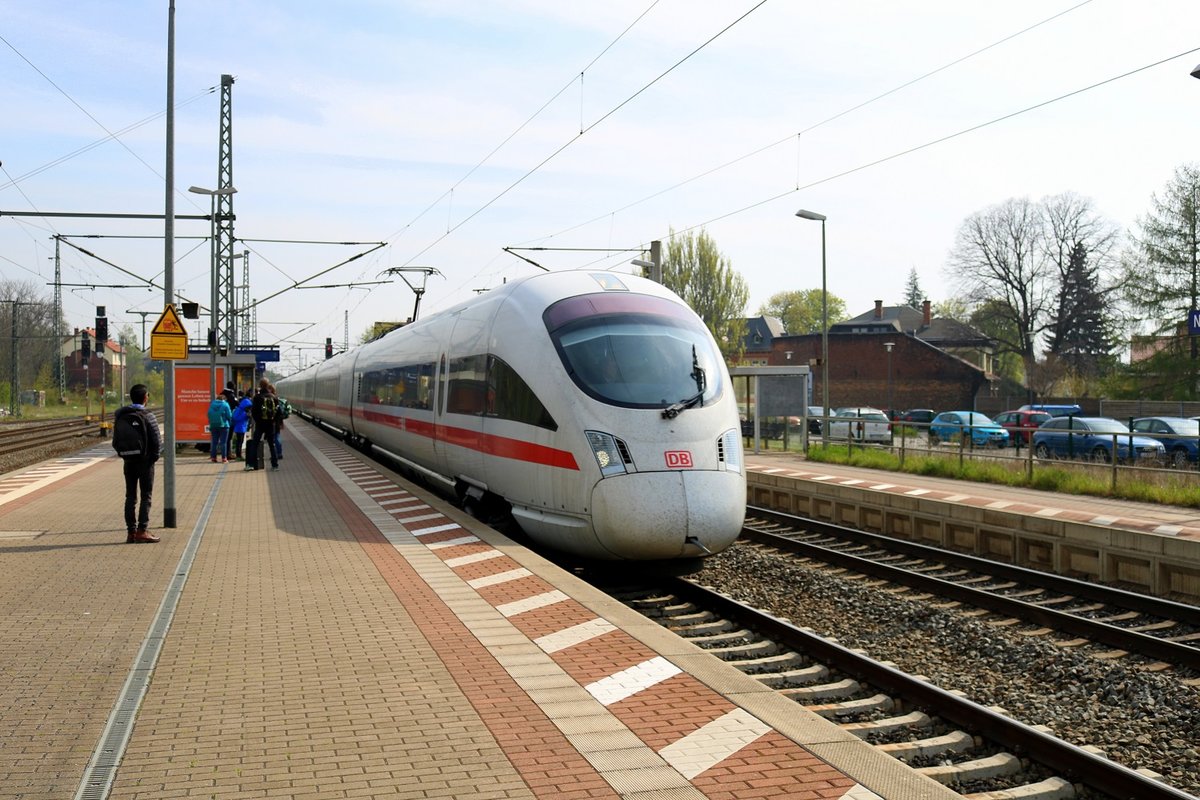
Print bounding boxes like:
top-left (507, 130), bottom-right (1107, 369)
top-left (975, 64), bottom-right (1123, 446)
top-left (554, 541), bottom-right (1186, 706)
top-left (2, 1), bottom-right (1199, 374)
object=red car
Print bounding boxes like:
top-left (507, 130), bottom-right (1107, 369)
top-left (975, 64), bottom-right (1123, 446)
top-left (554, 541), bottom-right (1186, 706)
top-left (992, 409), bottom-right (1052, 445)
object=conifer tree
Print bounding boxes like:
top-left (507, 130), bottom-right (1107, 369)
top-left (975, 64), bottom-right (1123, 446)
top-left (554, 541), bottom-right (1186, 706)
top-left (902, 267), bottom-right (923, 309)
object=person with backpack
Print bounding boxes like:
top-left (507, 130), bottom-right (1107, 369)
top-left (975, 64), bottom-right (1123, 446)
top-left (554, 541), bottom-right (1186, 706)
top-left (112, 383), bottom-right (162, 543)
top-left (231, 391), bottom-right (252, 461)
top-left (207, 393), bottom-right (232, 463)
top-left (221, 381), bottom-right (238, 459)
top-left (269, 383), bottom-right (289, 460)
top-left (250, 378), bottom-right (280, 471)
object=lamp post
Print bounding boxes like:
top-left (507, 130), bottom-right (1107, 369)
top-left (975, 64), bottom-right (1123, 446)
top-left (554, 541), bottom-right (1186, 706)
top-left (188, 185), bottom-right (237, 397)
top-left (796, 209), bottom-right (828, 436)
top-left (884, 340), bottom-right (895, 424)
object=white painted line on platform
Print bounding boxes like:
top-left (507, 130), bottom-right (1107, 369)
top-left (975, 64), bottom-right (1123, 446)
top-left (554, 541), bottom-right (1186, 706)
top-left (1090, 515), bottom-right (1119, 525)
top-left (756, 468), bottom-right (786, 474)
top-left (409, 522), bottom-right (460, 537)
top-left (812, 475), bottom-right (837, 482)
top-left (535, 618), bottom-right (617, 654)
top-left (397, 512), bottom-right (443, 523)
top-left (1154, 525), bottom-right (1182, 536)
top-left (378, 497), bottom-right (422, 508)
top-left (467, 568), bottom-right (532, 589)
top-left (870, 483), bottom-right (896, 490)
top-left (1035, 508), bottom-right (1063, 517)
top-left (840, 479), bottom-right (864, 486)
top-left (658, 708), bottom-right (771, 780)
top-left (586, 657), bottom-right (682, 706)
top-left (497, 590), bottom-right (569, 618)
top-left (426, 535), bottom-right (480, 550)
top-left (986, 500), bottom-right (1013, 509)
top-left (444, 549), bottom-right (505, 568)
top-left (943, 494), bottom-right (969, 502)
top-left (905, 488), bottom-right (931, 496)
top-left (0, 456), bottom-right (108, 508)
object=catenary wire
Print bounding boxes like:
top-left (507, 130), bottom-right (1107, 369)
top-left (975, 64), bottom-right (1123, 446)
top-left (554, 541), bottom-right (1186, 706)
top-left (515, 0), bottom-right (1096, 249)
top-left (378, 0), bottom-right (664, 247)
top-left (392, 0), bottom-right (771, 270)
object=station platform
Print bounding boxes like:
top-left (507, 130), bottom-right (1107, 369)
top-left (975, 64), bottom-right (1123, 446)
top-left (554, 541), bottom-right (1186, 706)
top-left (744, 452), bottom-right (1200, 600)
top-left (0, 422), bottom-right (959, 800)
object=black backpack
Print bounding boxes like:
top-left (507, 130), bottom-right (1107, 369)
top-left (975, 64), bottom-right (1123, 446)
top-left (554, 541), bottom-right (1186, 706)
top-left (113, 408), bottom-right (150, 459)
top-left (260, 394), bottom-right (278, 421)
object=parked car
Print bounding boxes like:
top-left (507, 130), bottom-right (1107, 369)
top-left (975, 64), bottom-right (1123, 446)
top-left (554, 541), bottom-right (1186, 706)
top-left (828, 407), bottom-right (891, 443)
top-left (928, 411), bottom-right (1009, 448)
top-left (1032, 417), bottom-right (1165, 463)
top-left (992, 409), bottom-right (1053, 445)
top-left (1130, 416), bottom-right (1200, 467)
top-left (1019, 403), bottom-right (1082, 418)
top-left (896, 408), bottom-right (935, 425)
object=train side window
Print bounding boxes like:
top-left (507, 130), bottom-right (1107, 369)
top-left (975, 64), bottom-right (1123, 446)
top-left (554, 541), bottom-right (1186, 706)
top-left (359, 363), bottom-right (436, 408)
top-left (446, 354), bottom-right (488, 416)
top-left (486, 355), bottom-right (557, 431)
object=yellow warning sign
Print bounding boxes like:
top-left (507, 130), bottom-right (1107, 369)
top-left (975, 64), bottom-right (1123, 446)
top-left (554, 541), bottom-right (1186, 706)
top-left (152, 304), bottom-right (188, 335)
top-left (150, 304), bottom-right (189, 360)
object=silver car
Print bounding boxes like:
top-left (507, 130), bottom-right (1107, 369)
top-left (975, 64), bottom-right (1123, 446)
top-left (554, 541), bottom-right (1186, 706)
top-left (828, 407), bottom-right (891, 443)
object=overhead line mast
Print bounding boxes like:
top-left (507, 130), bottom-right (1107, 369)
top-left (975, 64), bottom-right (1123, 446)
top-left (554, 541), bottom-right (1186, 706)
top-left (215, 74), bottom-right (237, 352)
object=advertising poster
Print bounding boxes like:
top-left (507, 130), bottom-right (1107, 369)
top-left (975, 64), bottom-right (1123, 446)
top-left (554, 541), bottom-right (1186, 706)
top-left (175, 365), bottom-right (225, 443)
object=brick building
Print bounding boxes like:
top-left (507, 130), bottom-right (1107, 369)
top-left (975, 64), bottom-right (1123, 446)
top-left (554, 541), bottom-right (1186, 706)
top-left (59, 329), bottom-right (125, 395)
top-left (735, 301), bottom-right (996, 412)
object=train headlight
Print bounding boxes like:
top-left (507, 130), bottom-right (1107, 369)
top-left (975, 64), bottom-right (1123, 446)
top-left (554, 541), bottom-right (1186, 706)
top-left (586, 430), bottom-right (628, 477)
top-left (718, 428), bottom-right (741, 473)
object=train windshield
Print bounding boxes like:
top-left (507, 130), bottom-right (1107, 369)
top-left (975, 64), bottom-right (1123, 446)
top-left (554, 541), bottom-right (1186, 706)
top-left (545, 294), bottom-right (723, 410)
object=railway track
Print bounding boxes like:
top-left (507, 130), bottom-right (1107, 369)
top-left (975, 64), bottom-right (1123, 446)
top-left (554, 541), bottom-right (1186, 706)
top-left (743, 506), bottom-right (1200, 673)
top-left (0, 417), bottom-right (102, 459)
top-left (603, 575), bottom-right (1198, 800)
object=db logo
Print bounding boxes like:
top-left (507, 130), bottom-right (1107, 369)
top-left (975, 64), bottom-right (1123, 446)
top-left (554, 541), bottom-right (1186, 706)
top-left (665, 450), bottom-right (693, 469)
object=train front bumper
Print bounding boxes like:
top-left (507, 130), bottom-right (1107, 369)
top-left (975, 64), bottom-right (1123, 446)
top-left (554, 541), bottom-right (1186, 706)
top-left (590, 470), bottom-right (746, 560)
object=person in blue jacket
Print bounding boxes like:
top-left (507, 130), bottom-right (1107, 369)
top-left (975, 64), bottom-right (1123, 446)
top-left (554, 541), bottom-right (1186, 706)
top-left (231, 392), bottom-right (252, 461)
top-left (207, 393), bottom-right (233, 463)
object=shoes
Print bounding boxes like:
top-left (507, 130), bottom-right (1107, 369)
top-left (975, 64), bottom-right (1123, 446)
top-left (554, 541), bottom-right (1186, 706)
top-left (129, 530), bottom-right (160, 544)
top-left (221, 457), bottom-right (228, 463)
top-left (271, 465), bottom-right (279, 471)
top-left (126, 530), bottom-right (136, 543)
top-left (210, 457), bottom-right (218, 463)
top-left (244, 465), bottom-right (254, 471)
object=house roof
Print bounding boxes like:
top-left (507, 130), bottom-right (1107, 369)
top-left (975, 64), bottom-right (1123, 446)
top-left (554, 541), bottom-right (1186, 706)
top-left (832, 303), bottom-right (991, 347)
top-left (741, 315), bottom-right (785, 351)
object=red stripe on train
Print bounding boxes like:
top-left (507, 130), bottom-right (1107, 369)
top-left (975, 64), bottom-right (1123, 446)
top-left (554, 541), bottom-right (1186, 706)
top-left (311, 402), bottom-right (580, 471)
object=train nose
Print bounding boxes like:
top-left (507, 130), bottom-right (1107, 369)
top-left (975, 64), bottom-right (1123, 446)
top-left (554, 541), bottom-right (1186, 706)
top-left (590, 470), bottom-right (745, 559)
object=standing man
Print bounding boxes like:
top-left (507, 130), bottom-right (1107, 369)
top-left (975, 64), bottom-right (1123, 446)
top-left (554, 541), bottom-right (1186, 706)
top-left (250, 378), bottom-right (280, 471)
top-left (112, 383), bottom-right (162, 543)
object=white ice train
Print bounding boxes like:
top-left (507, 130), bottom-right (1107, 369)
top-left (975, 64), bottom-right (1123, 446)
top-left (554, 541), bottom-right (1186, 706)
top-left (276, 271), bottom-right (746, 563)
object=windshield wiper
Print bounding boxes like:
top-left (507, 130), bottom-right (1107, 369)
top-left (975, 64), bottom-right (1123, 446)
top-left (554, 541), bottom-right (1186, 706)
top-left (662, 390), bottom-right (704, 419)
top-left (662, 345), bottom-right (707, 419)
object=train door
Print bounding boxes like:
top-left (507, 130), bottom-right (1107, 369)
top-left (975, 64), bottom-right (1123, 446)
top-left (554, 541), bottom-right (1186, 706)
top-left (435, 304), bottom-right (498, 485)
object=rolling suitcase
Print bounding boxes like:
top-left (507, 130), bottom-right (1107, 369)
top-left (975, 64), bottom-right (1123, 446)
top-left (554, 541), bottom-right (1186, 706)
top-left (245, 439), bottom-right (260, 470)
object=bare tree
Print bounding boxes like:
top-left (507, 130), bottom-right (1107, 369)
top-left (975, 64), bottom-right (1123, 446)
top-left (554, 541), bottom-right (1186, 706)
top-left (947, 197), bottom-right (1054, 385)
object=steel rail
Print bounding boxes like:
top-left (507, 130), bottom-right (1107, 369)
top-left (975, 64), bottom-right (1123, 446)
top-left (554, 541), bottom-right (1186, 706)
top-left (668, 577), bottom-right (1198, 800)
top-left (744, 506), bottom-right (1200, 669)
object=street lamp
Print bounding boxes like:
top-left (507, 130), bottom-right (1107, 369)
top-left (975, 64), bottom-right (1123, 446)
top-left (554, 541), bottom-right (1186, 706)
top-left (188, 185), bottom-right (237, 397)
top-left (884, 341), bottom-right (895, 421)
top-left (795, 209), bottom-right (828, 435)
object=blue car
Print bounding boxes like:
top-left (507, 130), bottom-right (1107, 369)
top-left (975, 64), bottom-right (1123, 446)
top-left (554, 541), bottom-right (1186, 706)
top-left (1131, 416), bottom-right (1200, 468)
top-left (1032, 416), bottom-right (1165, 463)
top-left (928, 411), bottom-right (1009, 448)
